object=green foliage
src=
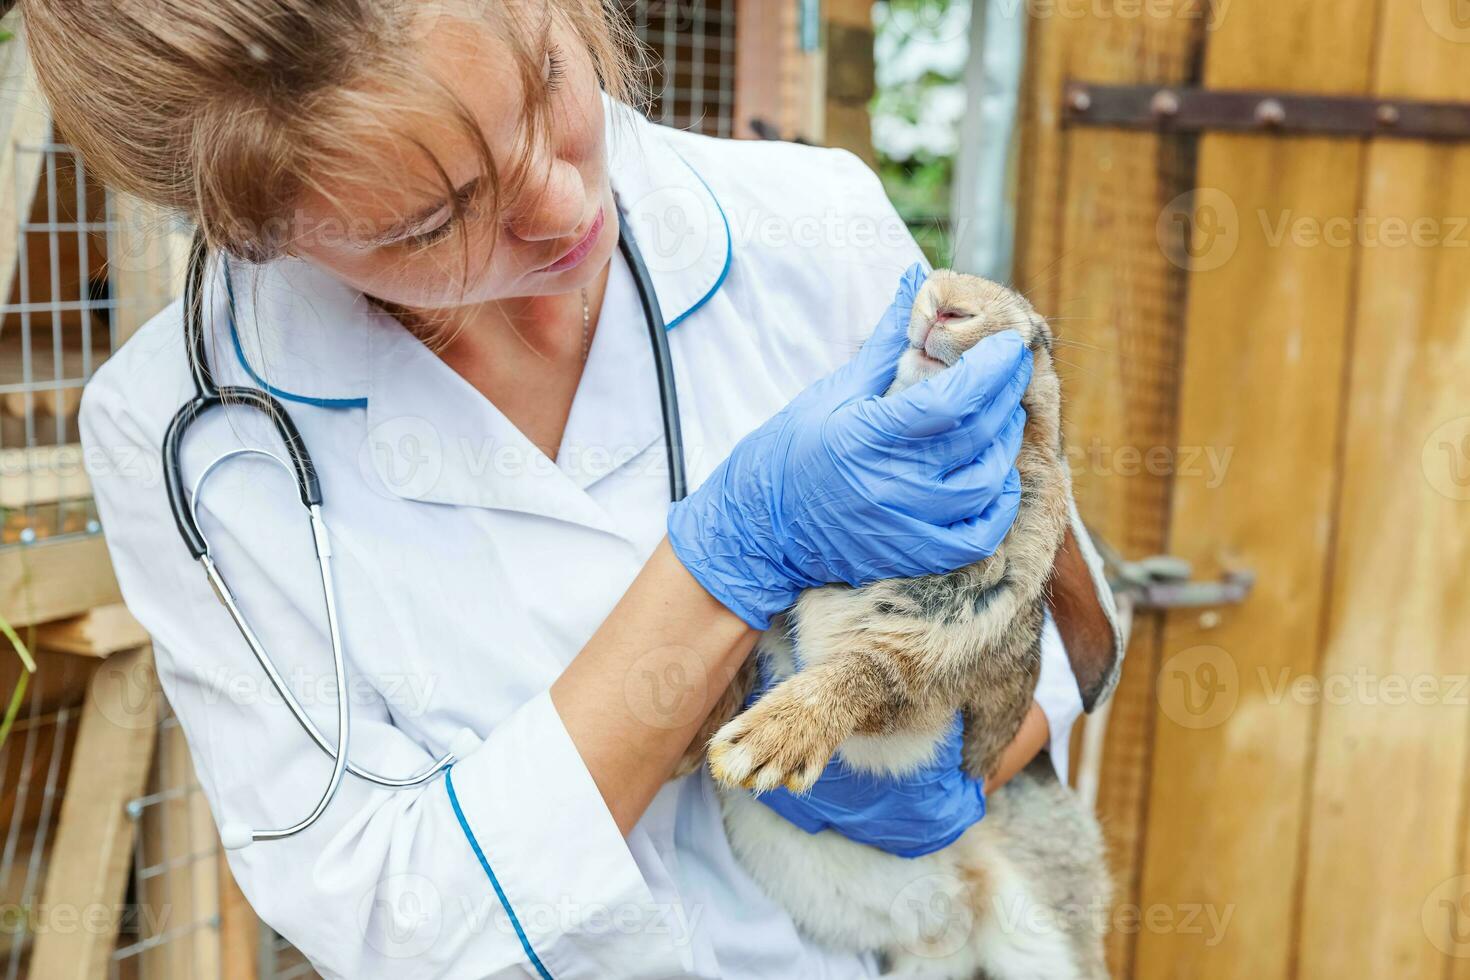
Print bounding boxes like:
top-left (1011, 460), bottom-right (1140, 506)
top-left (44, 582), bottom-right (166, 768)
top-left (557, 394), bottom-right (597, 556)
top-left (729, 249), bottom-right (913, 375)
top-left (871, 0), bottom-right (968, 267)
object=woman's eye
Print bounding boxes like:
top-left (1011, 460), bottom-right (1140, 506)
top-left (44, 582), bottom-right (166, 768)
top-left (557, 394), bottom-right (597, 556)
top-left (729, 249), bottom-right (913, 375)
top-left (544, 44), bottom-right (567, 92)
top-left (404, 219), bottom-right (455, 251)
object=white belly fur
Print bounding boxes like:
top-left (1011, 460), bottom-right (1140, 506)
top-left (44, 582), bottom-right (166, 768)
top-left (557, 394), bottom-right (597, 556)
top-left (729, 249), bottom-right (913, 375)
top-left (719, 788), bottom-right (1084, 980)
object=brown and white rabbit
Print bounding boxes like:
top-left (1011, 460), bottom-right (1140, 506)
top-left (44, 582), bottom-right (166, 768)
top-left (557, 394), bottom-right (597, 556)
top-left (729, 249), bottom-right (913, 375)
top-left (702, 271), bottom-right (1111, 979)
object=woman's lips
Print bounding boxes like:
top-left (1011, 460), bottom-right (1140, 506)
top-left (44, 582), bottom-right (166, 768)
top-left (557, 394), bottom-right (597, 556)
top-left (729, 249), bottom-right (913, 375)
top-left (539, 208), bottom-right (606, 274)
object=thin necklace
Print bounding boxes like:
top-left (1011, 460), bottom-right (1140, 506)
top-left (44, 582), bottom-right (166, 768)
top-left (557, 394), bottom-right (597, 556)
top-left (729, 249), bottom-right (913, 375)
top-left (580, 287), bottom-right (591, 363)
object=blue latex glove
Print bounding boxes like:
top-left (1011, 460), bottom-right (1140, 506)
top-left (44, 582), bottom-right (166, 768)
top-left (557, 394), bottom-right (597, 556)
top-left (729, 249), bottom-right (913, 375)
top-left (667, 263), bottom-right (1032, 629)
top-left (754, 700), bottom-right (985, 859)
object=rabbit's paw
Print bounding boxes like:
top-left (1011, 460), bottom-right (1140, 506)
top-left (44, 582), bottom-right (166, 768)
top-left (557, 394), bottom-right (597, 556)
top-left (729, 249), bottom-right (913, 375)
top-left (707, 686), bottom-right (840, 793)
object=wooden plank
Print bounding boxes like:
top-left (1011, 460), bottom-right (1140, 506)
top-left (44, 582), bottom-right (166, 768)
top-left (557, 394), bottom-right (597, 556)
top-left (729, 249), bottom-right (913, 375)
top-left (1295, 6), bottom-right (1470, 976)
top-left (35, 602), bottom-right (148, 659)
top-left (1131, 1), bottom-right (1382, 977)
top-left (0, 444), bottom-right (91, 508)
top-left (219, 852), bottom-right (261, 980)
top-left (0, 535), bottom-right (122, 628)
top-left (1012, 6), bottom-right (1202, 975)
top-left (140, 718), bottom-right (221, 979)
top-left (29, 645), bottom-right (158, 980)
top-left (823, 0), bottom-right (875, 164)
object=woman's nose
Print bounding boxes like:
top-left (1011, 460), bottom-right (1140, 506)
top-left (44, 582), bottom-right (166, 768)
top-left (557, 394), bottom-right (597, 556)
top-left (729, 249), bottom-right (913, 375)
top-left (505, 158), bottom-right (584, 243)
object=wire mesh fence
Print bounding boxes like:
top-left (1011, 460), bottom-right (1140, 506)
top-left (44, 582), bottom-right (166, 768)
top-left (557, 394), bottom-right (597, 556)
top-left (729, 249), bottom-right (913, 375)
top-left (625, 0), bottom-right (738, 137)
top-left (0, 125), bottom-right (114, 549)
top-left (0, 679), bottom-right (74, 979)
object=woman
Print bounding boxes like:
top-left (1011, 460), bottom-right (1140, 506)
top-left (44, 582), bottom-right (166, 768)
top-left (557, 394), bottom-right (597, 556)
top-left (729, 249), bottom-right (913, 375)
top-left (18, 1), bottom-right (1120, 976)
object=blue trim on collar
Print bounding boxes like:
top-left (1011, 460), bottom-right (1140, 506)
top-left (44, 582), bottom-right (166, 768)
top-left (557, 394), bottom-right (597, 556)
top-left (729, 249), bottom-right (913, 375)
top-left (218, 152), bottom-right (731, 405)
top-left (664, 159), bottom-right (732, 332)
top-left (445, 767), bottom-right (555, 980)
top-left (223, 263), bottom-right (369, 410)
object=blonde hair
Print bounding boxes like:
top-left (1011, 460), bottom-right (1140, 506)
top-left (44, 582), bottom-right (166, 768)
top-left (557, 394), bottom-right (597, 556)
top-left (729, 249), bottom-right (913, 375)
top-left (14, 0), bottom-right (643, 263)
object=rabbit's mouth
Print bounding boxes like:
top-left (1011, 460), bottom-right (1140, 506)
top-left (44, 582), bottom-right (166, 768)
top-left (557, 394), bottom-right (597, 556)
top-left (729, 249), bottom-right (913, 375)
top-left (909, 344), bottom-right (948, 368)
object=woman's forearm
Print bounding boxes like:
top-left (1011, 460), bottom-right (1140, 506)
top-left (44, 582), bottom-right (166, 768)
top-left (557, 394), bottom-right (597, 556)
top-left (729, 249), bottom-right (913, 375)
top-left (988, 702), bottom-right (1051, 791)
top-left (552, 537), bottom-right (757, 834)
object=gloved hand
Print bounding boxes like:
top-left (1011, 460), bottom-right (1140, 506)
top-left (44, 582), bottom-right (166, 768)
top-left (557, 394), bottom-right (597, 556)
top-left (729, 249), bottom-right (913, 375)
top-left (667, 262), bottom-right (1032, 629)
top-left (753, 699), bottom-right (985, 859)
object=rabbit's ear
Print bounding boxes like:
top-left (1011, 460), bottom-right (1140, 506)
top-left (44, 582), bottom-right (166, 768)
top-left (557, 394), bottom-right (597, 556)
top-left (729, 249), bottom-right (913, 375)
top-left (1046, 509), bottom-right (1125, 712)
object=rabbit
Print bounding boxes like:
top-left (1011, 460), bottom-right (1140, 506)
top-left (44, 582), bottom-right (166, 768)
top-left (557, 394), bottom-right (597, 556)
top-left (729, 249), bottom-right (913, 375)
top-left (699, 270), bottom-right (1111, 979)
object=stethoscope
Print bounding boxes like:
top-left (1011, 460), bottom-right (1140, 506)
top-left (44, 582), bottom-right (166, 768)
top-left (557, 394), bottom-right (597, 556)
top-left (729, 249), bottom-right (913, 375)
top-left (164, 204), bottom-right (686, 849)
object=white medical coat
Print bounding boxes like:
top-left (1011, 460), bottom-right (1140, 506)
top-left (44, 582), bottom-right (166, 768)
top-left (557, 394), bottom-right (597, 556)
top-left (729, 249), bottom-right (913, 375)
top-left (80, 102), bottom-right (1116, 980)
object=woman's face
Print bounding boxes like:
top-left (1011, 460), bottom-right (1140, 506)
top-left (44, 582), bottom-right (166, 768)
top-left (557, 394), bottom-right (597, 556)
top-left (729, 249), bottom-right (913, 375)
top-left (288, 13), bottom-right (617, 310)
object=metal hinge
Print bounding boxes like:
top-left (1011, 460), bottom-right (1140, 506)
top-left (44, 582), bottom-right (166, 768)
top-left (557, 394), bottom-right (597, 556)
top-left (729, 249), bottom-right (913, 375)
top-left (1062, 81), bottom-right (1470, 142)
top-left (1091, 534), bottom-right (1255, 612)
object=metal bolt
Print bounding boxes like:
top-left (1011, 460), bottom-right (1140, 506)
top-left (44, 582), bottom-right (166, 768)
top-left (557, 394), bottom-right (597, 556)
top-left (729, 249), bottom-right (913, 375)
top-left (1376, 103), bottom-right (1400, 127)
top-left (1068, 87), bottom-right (1092, 113)
top-left (86, 519), bottom-right (101, 534)
top-left (1150, 89), bottom-right (1181, 118)
top-left (18, 527), bottom-right (36, 545)
top-left (1199, 610), bottom-right (1222, 630)
top-left (1255, 98), bottom-right (1286, 128)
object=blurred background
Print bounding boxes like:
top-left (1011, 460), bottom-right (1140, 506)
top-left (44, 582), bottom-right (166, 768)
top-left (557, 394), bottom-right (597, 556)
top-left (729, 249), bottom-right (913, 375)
top-left (0, 0), bottom-right (1467, 977)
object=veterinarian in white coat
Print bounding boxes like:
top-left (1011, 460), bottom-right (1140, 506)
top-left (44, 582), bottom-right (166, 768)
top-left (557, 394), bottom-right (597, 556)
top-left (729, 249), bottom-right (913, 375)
top-left (53, 3), bottom-right (1121, 978)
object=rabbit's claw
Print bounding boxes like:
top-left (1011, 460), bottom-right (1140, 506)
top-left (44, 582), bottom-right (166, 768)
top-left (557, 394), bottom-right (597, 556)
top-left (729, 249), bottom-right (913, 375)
top-left (707, 685), bottom-right (838, 794)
